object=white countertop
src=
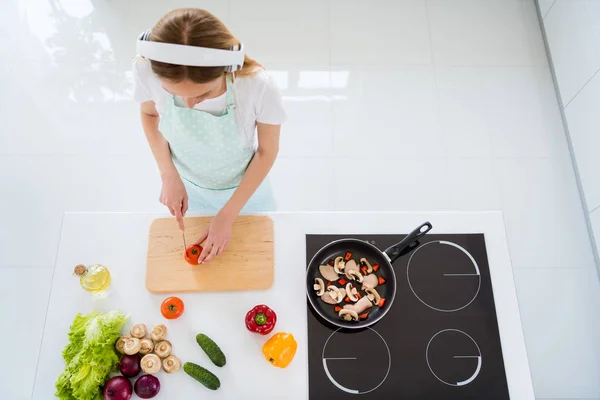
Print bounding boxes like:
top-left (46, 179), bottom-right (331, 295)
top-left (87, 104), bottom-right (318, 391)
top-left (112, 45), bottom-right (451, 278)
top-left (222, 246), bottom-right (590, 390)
top-left (32, 212), bottom-right (534, 399)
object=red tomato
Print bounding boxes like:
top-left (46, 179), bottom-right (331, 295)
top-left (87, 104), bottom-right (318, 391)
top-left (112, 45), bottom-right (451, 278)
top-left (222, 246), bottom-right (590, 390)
top-left (161, 296), bottom-right (184, 319)
top-left (185, 244), bottom-right (203, 265)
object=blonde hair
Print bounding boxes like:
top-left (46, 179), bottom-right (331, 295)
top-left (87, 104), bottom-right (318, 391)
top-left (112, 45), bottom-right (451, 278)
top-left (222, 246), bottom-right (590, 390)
top-left (149, 8), bottom-right (262, 83)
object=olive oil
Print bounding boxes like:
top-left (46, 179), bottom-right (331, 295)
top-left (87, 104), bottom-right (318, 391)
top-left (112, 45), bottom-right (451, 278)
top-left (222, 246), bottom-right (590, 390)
top-left (74, 264), bottom-right (111, 293)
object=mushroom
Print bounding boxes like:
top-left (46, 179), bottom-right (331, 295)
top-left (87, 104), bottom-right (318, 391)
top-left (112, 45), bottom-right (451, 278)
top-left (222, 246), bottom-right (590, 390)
top-left (344, 259), bottom-right (361, 280)
top-left (347, 269), bottom-right (363, 283)
top-left (321, 288), bottom-right (346, 305)
top-left (362, 274), bottom-right (379, 289)
top-left (139, 338), bottom-right (154, 355)
top-left (345, 282), bottom-right (359, 302)
top-left (360, 258), bottom-right (374, 274)
top-left (338, 309), bottom-right (359, 322)
top-left (344, 296), bottom-right (374, 314)
top-left (334, 256), bottom-right (346, 274)
top-left (163, 355), bottom-right (181, 373)
top-left (141, 353), bottom-right (161, 375)
top-left (154, 340), bottom-right (173, 358)
top-left (130, 324), bottom-right (147, 339)
top-left (365, 287), bottom-right (382, 304)
top-left (319, 264), bottom-right (339, 281)
top-left (123, 337), bottom-right (142, 355)
top-left (150, 324), bottom-right (168, 342)
top-left (115, 336), bottom-right (129, 354)
top-left (327, 285), bottom-right (345, 304)
top-left (314, 278), bottom-right (325, 296)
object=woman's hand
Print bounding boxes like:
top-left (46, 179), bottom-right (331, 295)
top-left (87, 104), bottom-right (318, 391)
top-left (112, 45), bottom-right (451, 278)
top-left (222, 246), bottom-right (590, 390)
top-left (160, 171), bottom-right (188, 231)
top-left (195, 208), bottom-right (237, 264)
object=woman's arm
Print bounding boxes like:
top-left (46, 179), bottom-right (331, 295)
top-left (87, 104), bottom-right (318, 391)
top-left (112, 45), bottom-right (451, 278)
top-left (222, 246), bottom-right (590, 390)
top-left (140, 101), bottom-right (188, 229)
top-left (197, 122), bottom-right (280, 263)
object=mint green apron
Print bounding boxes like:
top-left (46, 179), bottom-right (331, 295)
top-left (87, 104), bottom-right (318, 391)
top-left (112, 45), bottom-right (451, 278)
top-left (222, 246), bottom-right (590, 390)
top-left (158, 75), bottom-right (275, 213)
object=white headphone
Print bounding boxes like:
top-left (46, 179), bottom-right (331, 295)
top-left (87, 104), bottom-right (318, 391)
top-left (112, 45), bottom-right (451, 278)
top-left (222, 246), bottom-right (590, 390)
top-left (137, 30), bottom-right (245, 72)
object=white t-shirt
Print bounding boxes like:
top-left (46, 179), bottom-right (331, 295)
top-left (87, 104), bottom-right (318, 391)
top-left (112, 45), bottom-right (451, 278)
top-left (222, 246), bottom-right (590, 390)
top-left (132, 58), bottom-right (286, 147)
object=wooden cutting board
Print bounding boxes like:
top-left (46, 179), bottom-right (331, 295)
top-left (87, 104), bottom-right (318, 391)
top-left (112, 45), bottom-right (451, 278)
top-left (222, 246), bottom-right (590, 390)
top-left (146, 216), bottom-right (274, 293)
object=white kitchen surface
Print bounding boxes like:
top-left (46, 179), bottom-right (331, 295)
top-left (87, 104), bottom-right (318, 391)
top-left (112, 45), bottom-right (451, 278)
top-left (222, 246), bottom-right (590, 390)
top-left (32, 212), bottom-right (534, 399)
top-left (0, 0), bottom-right (598, 399)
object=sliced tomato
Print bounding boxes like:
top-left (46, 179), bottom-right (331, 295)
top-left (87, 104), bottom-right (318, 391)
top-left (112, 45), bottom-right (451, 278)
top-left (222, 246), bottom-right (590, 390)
top-left (161, 296), bottom-right (185, 319)
top-left (185, 244), bottom-right (203, 265)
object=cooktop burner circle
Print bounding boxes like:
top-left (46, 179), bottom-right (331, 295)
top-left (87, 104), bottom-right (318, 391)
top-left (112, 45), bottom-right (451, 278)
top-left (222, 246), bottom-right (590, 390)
top-left (426, 329), bottom-right (482, 387)
top-left (407, 240), bottom-right (481, 312)
top-left (321, 328), bottom-right (391, 395)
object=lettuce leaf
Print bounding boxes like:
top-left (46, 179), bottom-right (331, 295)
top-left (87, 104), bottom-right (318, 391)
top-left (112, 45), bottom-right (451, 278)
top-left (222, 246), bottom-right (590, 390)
top-left (55, 310), bottom-right (128, 400)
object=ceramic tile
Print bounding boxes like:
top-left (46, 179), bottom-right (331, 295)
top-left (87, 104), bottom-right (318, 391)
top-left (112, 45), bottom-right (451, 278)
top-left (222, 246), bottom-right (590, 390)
top-left (229, 0), bottom-right (329, 66)
top-left (445, 159), bottom-right (502, 211)
top-left (0, 267), bottom-right (53, 400)
top-left (543, 0), bottom-right (600, 104)
top-left (435, 67), bottom-right (493, 158)
top-left (538, 0), bottom-right (557, 18)
top-left (330, 0), bottom-right (431, 65)
top-left (585, 1), bottom-right (600, 59)
top-left (481, 67), bottom-right (568, 159)
top-left (564, 71), bottom-right (600, 211)
top-left (333, 158), bottom-right (450, 211)
top-left (270, 157), bottom-right (335, 211)
top-left (427, 0), bottom-right (545, 66)
top-left (0, 155), bottom-right (163, 267)
top-left (332, 65), bottom-right (444, 158)
top-left (496, 159), bottom-right (596, 269)
top-left (513, 267), bottom-right (600, 398)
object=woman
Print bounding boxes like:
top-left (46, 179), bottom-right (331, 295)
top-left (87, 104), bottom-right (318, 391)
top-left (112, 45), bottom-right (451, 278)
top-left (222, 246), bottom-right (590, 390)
top-left (133, 9), bottom-right (285, 263)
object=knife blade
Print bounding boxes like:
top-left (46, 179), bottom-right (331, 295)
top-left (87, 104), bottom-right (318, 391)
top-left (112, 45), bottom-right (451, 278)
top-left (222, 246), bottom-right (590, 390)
top-left (182, 231), bottom-right (187, 251)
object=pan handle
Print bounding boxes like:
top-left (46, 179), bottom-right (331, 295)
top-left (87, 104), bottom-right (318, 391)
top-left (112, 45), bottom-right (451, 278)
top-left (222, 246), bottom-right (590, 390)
top-left (383, 222), bottom-right (432, 264)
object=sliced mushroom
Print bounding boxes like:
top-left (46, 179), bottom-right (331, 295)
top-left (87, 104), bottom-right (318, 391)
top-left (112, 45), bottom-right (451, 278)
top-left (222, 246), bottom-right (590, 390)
top-left (321, 288), bottom-right (346, 305)
top-left (344, 259), bottom-right (360, 280)
top-left (327, 285), bottom-right (344, 303)
top-left (130, 323), bottom-right (147, 339)
top-left (344, 296), bottom-right (374, 314)
top-left (139, 338), bottom-right (154, 355)
top-left (319, 264), bottom-right (339, 281)
top-left (150, 324), bottom-right (168, 342)
top-left (345, 282), bottom-right (359, 302)
top-left (338, 309), bottom-right (359, 322)
top-left (154, 340), bottom-right (173, 358)
top-left (360, 258), bottom-right (374, 274)
top-left (347, 269), bottom-right (363, 283)
top-left (123, 337), bottom-right (142, 355)
top-left (365, 287), bottom-right (382, 304)
top-left (362, 274), bottom-right (379, 289)
top-left (314, 277), bottom-right (325, 296)
top-left (163, 355), bottom-right (181, 373)
top-left (141, 353), bottom-right (161, 375)
top-left (334, 256), bottom-right (346, 274)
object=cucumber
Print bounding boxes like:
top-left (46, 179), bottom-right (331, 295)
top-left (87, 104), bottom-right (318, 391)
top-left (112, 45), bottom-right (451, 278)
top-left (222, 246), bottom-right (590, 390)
top-left (196, 333), bottom-right (227, 367)
top-left (184, 362), bottom-right (220, 390)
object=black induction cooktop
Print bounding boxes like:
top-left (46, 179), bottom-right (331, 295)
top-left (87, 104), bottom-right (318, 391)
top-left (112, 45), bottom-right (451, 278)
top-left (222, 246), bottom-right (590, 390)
top-left (306, 234), bottom-right (509, 399)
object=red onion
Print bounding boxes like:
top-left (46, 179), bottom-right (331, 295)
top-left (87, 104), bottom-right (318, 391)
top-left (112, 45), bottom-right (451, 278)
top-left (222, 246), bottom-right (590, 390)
top-left (117, 354), bottom-right (141, 378)
top-left (134, 374), bottom-right (161, 399)
top-left (103, 376), bottom-right (132, 400)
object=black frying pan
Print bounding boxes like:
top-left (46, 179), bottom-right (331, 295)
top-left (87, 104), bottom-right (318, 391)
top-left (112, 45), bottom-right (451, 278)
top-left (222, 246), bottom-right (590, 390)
top-left (306, 222), bottom-right (432, 329)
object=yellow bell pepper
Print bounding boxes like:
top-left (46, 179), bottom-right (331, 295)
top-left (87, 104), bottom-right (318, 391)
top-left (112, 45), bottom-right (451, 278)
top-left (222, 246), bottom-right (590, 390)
top-left (262, 332), bottom-right (297, 368)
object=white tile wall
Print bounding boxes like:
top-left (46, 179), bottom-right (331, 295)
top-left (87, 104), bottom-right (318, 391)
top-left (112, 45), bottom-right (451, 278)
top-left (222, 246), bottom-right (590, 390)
top-left (564, 71), bottom-right (600, 211)
top-left (592, 208), bottom-right (600, 258)
top-left (538, 0), bottom-right (557, 18)
top-left (543, 0), bottom-right (600, 105)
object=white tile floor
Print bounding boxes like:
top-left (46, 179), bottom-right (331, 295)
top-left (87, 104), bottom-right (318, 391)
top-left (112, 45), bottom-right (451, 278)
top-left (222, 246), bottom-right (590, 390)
top-left (0, 0), bottom-right (599, 398)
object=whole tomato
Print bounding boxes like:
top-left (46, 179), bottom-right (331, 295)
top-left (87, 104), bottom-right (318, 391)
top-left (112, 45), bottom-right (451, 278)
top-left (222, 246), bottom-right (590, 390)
top-left (161, 297), bottom-right (184, 319)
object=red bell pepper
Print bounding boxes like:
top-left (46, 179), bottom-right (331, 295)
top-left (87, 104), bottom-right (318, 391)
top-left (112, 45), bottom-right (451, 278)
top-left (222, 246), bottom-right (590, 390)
top-left (344, 252), bottom-right (352, 262)
top-left (334, 306), bottom-right (342, 313)
top-left (359, 312), bottom-right (369, 320)
top-left (378, 276), bottom-right (386, 285)
top-left (372, 264), bottom-right (380, 272)
top-left (245, 304), bottom-right (277, 335)
top-left (328, 259), bottom-right (334, 266)
top-left (338, 278), bottom-right (348, 286)
top-left (377, 298), bottom-right (386, 308)
top-left (361, 266), bottom-right (368, 275)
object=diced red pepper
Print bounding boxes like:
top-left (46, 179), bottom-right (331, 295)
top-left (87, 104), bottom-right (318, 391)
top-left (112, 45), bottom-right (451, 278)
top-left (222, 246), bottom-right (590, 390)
top-left (356, 292), bottom-right (362, 299)
top-left (327, 281), bottom-right (333, 287)
top-left (361, 266), bottom-right (368, 275)
top-left (344, 252), bottom-right (352, 262)
top-left (378, 276), bottom-right (386, 285)
top-left (372, 264), bottom-right (380, 272)
top-left (377, 298), bottom-right (386, 308)
top-left (328, 259), bottom-right (334, 266)
top-left (338, 278), bottom-right (347, 286)
top-left (344, 296), bottom-right (351, 303)
top-left (334, 306), bottom-right (342, 313)
top-left (359, 312), bottom-right (369, 320)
